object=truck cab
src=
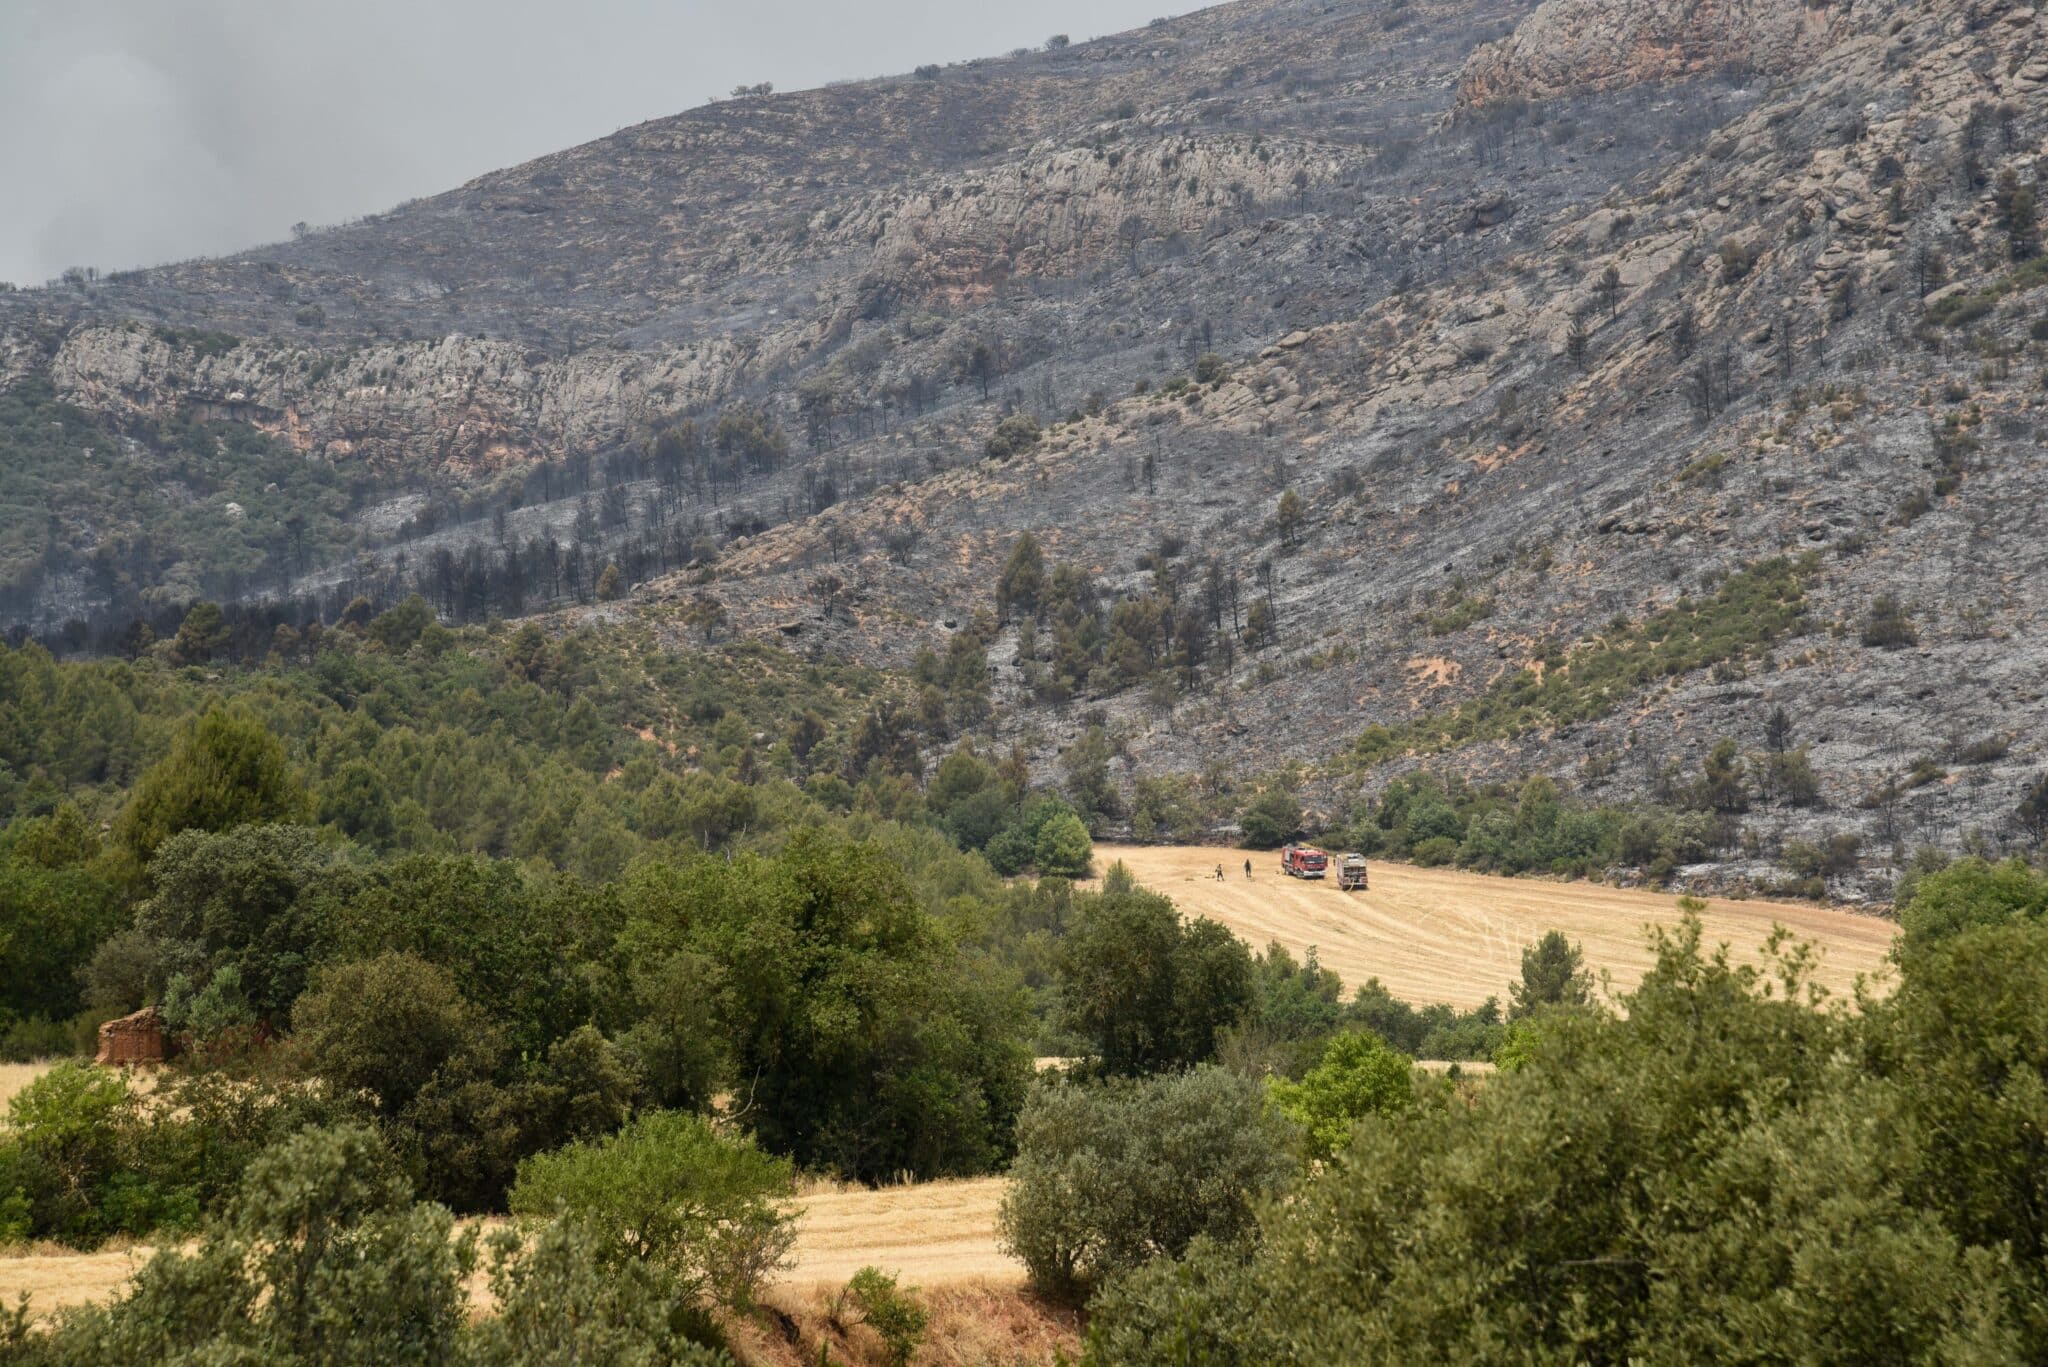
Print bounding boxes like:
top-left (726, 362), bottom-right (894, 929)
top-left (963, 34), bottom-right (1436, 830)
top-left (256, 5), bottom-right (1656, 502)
top-left (1280, 843), bottom-right (1329, 878)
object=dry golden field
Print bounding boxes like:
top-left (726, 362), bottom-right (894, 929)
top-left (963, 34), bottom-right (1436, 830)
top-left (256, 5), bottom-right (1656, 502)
top-left (1090, 844), bottom-right (1899, 1011)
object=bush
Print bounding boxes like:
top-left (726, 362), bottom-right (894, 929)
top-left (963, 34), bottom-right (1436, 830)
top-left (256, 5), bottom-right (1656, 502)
top-left (1411, 834), bottom-right (1459, 866)
top-left (1861, 593), bottom-right (1917, 649)
top-left (470, 1216), bottom-right (736, 1365)
top-left (0, 1063), bottom-right (143, 1246)
top-left (1896, 857), bottom-right (2048, 963)
top-left (1087, 915), bottom-right (2045, 1362)
top-left (509, 1110), bottom-right (795, 1311)
top-left (985, 414), bottom-right (1042, 460)
top-left (839, 1266), bottom-right (928, 1367)
top-left (997, 1067), bottom-right (1295, 1299)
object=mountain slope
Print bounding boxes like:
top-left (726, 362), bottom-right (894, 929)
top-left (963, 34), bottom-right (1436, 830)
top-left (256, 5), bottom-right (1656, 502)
top-left (4, 0), bottom-right (2046, 895)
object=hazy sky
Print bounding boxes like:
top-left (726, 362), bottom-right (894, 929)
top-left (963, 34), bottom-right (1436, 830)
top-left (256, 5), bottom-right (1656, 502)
top-left (0, 0), bottom-right (1190, 287)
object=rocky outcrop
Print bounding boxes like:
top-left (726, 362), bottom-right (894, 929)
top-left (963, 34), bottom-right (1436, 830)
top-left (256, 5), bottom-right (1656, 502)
top-left (38, 325), bottom-right (757, 474)
top-left (1456, 0), bottom-right (1862, 109)
top-left (835, 135), bottom-right (1351, 296)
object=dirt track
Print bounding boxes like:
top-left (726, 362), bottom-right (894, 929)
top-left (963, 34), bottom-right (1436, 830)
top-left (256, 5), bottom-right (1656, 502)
top-left (1092, 845), bottom-right (1898, 1011)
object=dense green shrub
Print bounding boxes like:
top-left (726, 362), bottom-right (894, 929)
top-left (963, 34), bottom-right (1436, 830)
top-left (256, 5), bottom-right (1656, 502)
top-left (839, 1266), bottom-right (928, 1367)
top-left (23, 1124), bottom-right (469, 1364)
top-left (510, 1110), bottom-right (794, 1310)
top-left (469, 1216), bottom-right (735, 1365)
top-left (997, 1067), bottom-right (1295, 1300)
top-left (1087, 913), bottom-right (2048, 1362)
top-left (1895, 856), bottom-right (2048, 963)
top-left (985, 413), bottom-right (1043, 459)
top-left (1343, 771), bottom-right (1726, 883)
top-left (1236, 786), bottom-right (1301, 848)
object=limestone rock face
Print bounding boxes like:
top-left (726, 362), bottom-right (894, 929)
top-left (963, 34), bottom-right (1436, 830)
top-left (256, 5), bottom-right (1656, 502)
top-left (41, 325), bottom-right (752, 474)
top-left (1457, 0), bottom-right (1865, 109)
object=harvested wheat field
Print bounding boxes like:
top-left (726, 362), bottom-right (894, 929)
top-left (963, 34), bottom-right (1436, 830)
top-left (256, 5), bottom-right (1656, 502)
top-left (0, 1242), bottom-right (162, 1320)
top-left (782, 1177), bottom-right (1014, 1286)
top-left (1092, 844), bottom-right (1899, 1012)
top-left (0, 1062), bottom-right (55, 1116)
top-left (0, 1178), bottom-right (1019, 1323)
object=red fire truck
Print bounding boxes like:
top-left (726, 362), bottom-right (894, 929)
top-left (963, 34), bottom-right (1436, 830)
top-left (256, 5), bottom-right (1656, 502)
top-left (1279, 843), bottom-right (1329, 879)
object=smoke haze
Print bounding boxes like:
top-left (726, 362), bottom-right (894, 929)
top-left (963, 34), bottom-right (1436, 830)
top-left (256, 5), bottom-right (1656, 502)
top-left (0, 0), bottom-right (1187, 286)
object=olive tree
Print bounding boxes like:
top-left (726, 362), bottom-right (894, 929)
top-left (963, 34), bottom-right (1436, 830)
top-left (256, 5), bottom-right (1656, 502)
top-left (998, 1066), bottom-right (1295, 1300)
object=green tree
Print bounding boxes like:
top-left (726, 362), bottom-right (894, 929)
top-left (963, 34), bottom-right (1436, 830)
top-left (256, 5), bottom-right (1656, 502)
top-left (118, 708), bottom-right (308, 861)
top-left (369, 594), bottom-right (435, 652)
top-left (1895, 857), bottom-right (2048, 963)
top-left (1274, 489), bottom-right (1306, 548)
top-left (1267, 1030), bottom-right (1414, 1160)
top-left (1871, 921), bottom-right (2048, 1293)
top-left (0, 857), bottom-right (123, 1026)
top-left (1696, 738), bottom-right (1749, 813)
top-left (169, 600), bottom-right (229, 666)
top-left (1237, 786), bottom-right (1300, 849)
top-left (997, 1067), bottom-right (1294, 1300)
top-left (509, 1110), bottom-right (794, 1311)
top-left (1057, 877), bottom-right (1253, 1075)
top-left (1033, 810), bottom-right (1093, 877)
top-left (621, 833), bottom-right (1031, 1181)
top-left (134, 824), bottom-right (352, 1027)
top-left (291, 953), bottom-right (501, 1122)
top-left (1063, 725), bottom-right (1117, 822)
top-left (1995, 168), bottom-right (2040, 260)
top-left (993, 536), bottom-right (1052, 621)
top-left (1507, 930), bottom-right (1594, 1020)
